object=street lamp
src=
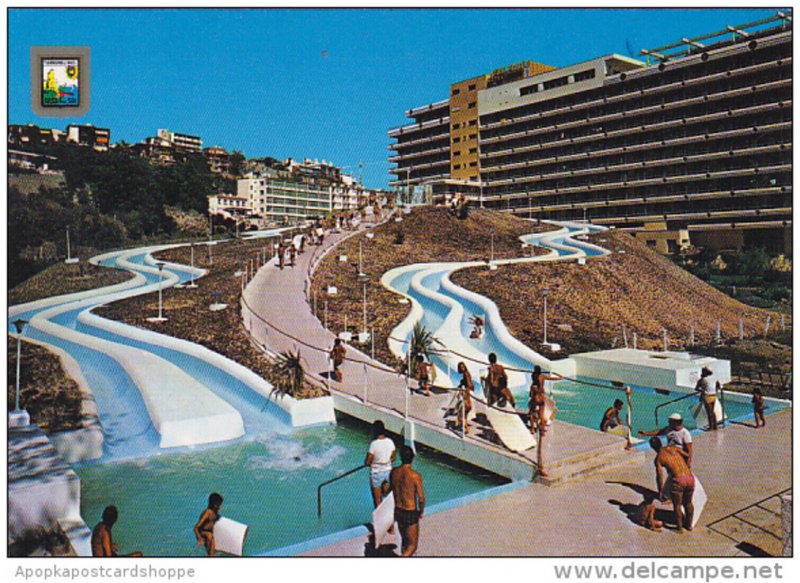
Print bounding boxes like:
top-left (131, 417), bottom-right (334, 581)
top-left (147, 262), bottom-right (168, 322)
top-left (186, 243), bottom-right (198, 288)
top-left (489, 227), bottom-right (495, 264)
top-left (12, 319), bottom-right (28, 412)
top-left (542, 288), bottom-right (549, 346)
top-left (65, 226), bottom-right (79, 264)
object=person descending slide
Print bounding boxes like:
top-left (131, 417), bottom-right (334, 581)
top-left (390, 445), bottom-right (425, 557)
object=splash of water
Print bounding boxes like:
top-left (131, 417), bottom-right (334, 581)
top-left (248, 433), bottom-right (347, 472)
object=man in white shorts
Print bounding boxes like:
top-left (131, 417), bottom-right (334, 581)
top-left (365, 420), bottom-right (396, 508)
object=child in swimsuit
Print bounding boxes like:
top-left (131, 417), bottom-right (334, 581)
top-left (194, 492), bottom-right (223, 556)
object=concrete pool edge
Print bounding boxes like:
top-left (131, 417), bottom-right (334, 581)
top-left (259, 479), bottom-right (528, 557)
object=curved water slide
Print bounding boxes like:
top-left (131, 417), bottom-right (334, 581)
top-left (8, 234), bottom-right (295, 460)
top-left (382, 221), bottom-right (610, 393)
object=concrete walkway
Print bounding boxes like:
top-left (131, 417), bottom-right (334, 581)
top-left (243, 227), bottom-right (630, 476)
top-left (303, 409), bottom-right (791, 556)
top-left (243, 225), bottom-right (792, 556)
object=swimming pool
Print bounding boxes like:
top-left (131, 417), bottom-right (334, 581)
top-left (516, 377), bottom-right (789, 434)
top-left (74, 415), bottom-right (507, 556)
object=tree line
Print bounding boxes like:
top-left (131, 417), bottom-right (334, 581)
top-left (8, 143), bottom-right (234, 289)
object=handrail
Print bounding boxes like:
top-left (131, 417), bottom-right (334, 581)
top-left (653, 390), bottom-right (698, 427)
top-left (317, 465), bottom-right (368, 518)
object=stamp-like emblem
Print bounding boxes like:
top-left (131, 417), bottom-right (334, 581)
top-left (41, 57), bottom-right (80, 107)
top-left (30, 46), bottom-right (91, 117)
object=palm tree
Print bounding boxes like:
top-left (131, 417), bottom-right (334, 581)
top-left (269, 349), bottom-right (305, 399)
top-left (407, 322), bottom-right (441, 376)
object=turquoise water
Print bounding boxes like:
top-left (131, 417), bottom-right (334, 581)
top-left (75, 416), bottom-right (506, 557)
top-left (515, 378), bottom-right (787, 434)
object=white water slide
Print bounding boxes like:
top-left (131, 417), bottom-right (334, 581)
top-left (382, 221), bottom-right (611, 452)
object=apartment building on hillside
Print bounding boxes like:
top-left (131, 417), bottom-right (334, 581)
top-left (388, 12), bottom-right (792, 253)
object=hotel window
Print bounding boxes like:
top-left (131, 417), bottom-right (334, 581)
top-left (452, 123), bottom-right (461, 130)
top-left (468, 84), bottom-right (477, 91)
top-left (453, 137), bottom-right (461, 143)
top-left (454, 163), bottom-right (462, 170)
top-left (469, 147), bottom-right (477, 154)
top-left (469, 119), bottom-right (477, 126)
top-left (574, 69), bottom-right (596, 82)
top-left (452, 88), bottom-right (461, 96)
top-left (454, 150), bottom-right (462, 156)
top-left (468, 102), bottom-right (477, 109)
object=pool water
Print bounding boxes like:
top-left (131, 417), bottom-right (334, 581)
top-left (514, 378), bottom-right (787, 434)
top-left (74, 416), bottom-right (506, 557)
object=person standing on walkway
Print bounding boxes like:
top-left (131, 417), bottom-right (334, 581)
top-left (456, 362), bottom-right (474, 434)
top-left (485, 353), bottom-right (514, 408)
top-left (365, 420), bottom-right (396, 509)
top-left (330, 338), bottom-right (346, 382)
top-left (639, 413), bottom-right (693, 468)
top-left (695, 367), bottom-right (720, 430)
top-left (390, 445), bottom-right (425, 557)
top-left (288, 242), bottom-right (297, 267)
top-left (649, 437), bottom-right (695, 533)
top-left (277, 240), bottom-right (286, 270)
top-left (529, 365), bottom-right (557, 435)
top-left (752, 388), bottom-right (766, 428)
top-left (417, 357), bottom-right (432, 397)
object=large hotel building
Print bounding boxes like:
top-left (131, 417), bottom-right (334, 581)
top-left (389, 13), bottom-right (792, 253)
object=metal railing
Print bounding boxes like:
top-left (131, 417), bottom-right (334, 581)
top-left (317, 465), bottom-right (368, 518)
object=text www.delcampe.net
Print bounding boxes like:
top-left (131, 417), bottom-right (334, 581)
top-left (553, 562), bottom-right (785, 582)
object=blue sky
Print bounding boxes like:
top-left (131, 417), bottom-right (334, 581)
top-left (8, 8), bottom-right (777, 188)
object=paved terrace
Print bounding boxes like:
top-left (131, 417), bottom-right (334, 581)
top-left (304, 410), bottom-right (791, 557)
top-left (243, 226), bottom-right (631, 479)
top-left (243, 224), bottom-right (791, 556)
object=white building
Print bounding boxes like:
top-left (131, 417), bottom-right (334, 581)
top-left (208, 193), bottom-right (251, 219)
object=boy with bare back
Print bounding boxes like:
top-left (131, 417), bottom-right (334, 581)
top-left (649, 437), bottom-right (695, 533)
top-left (390, 445), bottom-right (425, 557)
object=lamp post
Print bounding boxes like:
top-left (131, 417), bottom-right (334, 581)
top-left (542, 288), bottom-right (549, 346)
top-left (65, 226), bottom-right (78, 264)
top-left (147, 262), bottom-right (168, 322)
top-left (13, 319), bottom-right (28, 412)
top-left (208, 216), bottom-right (214, 265)
top-left (490, 227), bottom-right (495, 264)
top-left (358, 239), bottom-right (365, 278)
top-left (187, 242), bottom-right (198, 288)
top-left (406, 168), bottom-right (412, 206)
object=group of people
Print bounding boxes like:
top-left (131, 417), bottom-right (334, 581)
top-left (366, 421), bottom-right (425, 557)
top-left (91, 494), bottom-right (225, 557)
top-left (275, 238), bottom-right (299, 270)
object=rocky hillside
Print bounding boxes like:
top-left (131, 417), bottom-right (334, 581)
top-left (311, 206), bottom-right (555, 365)
top-left (451, 229), bottom-right (787, 356)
